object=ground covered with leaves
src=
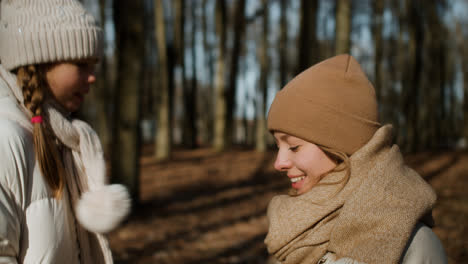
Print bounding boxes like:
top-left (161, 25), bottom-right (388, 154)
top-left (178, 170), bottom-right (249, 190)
top-left (108, 148), bottom-right (468, 264)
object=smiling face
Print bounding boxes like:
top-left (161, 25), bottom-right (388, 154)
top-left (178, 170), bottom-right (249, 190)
top-left (273, 132), bottom-right (337, 195)
top-left (45, 60), bottom-right (97, 112)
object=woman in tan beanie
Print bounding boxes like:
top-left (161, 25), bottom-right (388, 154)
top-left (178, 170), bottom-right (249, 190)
top-left (265, 54), bottom-right (447, 264)
top-left (0, 0), bottom-right (130, 263)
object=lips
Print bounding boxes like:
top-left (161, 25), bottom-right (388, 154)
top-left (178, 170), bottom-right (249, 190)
top-left (74, 93), bottom-right (84, 102)
top-left (289, 175), bottom-right (306, 190)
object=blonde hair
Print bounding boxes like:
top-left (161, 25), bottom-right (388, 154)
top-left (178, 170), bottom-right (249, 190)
top-left (16, 65), bottom-right (66, 198)
top-left (319, 145), bottom-right (351, 188)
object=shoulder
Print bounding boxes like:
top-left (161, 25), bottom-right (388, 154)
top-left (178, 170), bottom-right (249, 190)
top-left (0, 115), bottom-right (34, 188)
top-left (0, 94), bottom-right (32, 139)
top-left (401, 222), bottom-right (447, 264)
top-left (0, 117), bottom-right (32, 149)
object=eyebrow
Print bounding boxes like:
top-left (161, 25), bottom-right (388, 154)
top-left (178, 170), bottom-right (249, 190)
top-left (278, 134), bottom-right (290, 141)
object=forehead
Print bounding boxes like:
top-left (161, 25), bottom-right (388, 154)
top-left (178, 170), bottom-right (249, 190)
top-left (273, 132), bottom-right (301, 142)
top-left (47, 58), bottom-right (98, 68)
top-left (70, 58), bottom-right (99, 64)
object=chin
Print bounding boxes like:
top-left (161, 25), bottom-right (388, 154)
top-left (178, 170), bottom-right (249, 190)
top-left (288, 188), bottom-right (299, 196)
top-left (65, 104), bottom-right (81, 113)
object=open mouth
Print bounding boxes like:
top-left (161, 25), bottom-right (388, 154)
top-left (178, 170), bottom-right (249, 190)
top-left (290, 176), bottom-right (306, 189)
top-left (290, 176), bottom-right (305, 183)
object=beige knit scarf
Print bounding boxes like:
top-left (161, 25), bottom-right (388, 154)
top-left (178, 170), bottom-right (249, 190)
top-left (264, 125), bottom-right (436, 264)
top-left (0, 65), bottom-right (130, 263)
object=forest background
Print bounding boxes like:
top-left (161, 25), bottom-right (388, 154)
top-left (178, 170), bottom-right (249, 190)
top-left (77, 0), bottom-right (468, 263)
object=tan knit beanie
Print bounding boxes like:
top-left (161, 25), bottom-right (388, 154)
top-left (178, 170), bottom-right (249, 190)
top-left (268, 54), bottom-right (381, 155)
top-left (0, 0), bottom-right (102, 71)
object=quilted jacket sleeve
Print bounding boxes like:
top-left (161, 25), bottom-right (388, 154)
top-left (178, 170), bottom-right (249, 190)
top-left (0, 119), bottom-right (29, 264)
top-left (401, 222), bottom-right (448, 264)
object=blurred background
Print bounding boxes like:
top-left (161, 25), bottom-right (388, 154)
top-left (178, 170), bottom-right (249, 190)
top-left (77, 0), bottom-right (468, 263)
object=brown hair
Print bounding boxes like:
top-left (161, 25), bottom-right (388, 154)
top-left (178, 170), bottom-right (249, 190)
top-left (16, 65), bottom-right (66, 198)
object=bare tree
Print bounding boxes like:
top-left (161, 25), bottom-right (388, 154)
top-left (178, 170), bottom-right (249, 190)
top-left (201, 0), bottom-right (215, 144)
top-left (214, 0), bottom-right (227, 151)
top-left (372, 0), bottom-right (384, 105)
top-left (154, 0), bottom-right (171, 160)
top-left (190, 2), bottom-right (199, 147)
top-left (297, 0), bottom-right (319, 74)
top-left (226, 0), bottom-right (247, 146)
top-left (279, 0), bottom-right (288, 87)
top-left (180, 0), bottom-right (198, 148)
top-left (401, 0), bottom-right (424, 151)
top-left (422, 1), bottom-right (447, 148)
top-left (256, 0), bottom-right (269, 152)
top-left (335, 0), bottom-right (351, 54)
top-left (112, 0), bottom-right (144, 202)
top-left (455, 22), bottom-right (468, 147)
top-left (175, 0), bottom-right (196, 148)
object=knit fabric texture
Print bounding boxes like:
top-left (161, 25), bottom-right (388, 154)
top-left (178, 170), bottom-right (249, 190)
top-left (264, 125), bottom-right (436, 264)
top-left (267, 54), bottom-right (381, 155)
top-left (0, 0), bottom-right (102, 70)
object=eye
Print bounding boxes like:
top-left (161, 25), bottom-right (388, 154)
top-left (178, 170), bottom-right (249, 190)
top-left (289, 146), bottom-right (299, 152)
top-left (75, 62), bottom-right (95, 73)
top-left (74, 61), bottom-right (87, 68)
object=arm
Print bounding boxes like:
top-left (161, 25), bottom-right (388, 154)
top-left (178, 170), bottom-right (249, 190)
top-left (401, 222), bottom-right (447, 264)
top-left (0, 177), bottom-right (21, 264)
top-left (0, 119), bottom-right (30, 264)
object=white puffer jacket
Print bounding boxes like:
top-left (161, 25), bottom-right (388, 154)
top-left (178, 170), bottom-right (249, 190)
top-left (0, 74), bottom-right (115, 263)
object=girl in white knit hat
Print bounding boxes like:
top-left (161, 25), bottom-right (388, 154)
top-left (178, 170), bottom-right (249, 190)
top-left (0, 0), bottom-right (130, 263)
top-left (265, 54), bottom-right (447, 264)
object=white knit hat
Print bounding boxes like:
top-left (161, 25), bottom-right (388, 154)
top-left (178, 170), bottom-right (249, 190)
top-left (0, 0), bottom-right (102, 70)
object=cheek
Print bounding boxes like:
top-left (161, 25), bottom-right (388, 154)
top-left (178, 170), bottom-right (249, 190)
top-left (300, 151), bottom-right (330, 176)
top-left (48, 75), bottom-right (80, 98)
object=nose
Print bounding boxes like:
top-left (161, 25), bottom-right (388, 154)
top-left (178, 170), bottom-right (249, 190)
top-left (87, 72), bottom-right (96, 84)
top-left (84, 63), bottom-right (97, 84)
top-left (274, 151), bottom-right (292, 171)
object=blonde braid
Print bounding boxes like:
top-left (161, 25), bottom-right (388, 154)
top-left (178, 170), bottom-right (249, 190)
top-left (17, 65), bottom-right (66, 198)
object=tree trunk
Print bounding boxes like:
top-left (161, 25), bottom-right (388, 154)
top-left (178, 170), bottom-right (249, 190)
top-left (256, 0), bottom-right (269, 152)
top-left (402, 0), bottom-right (424, 152)
top-left (456, 22), bottom-right (468, 146)
top-left (335, 0), bottom-right (351, 54)
top-left (425, 2), bottom-right (446, 148)
top-left (201, 0), bottom-right (214, 145)
top-left (154, 0), bottom-right (171, 160)
top-left (297, 0), bottom-right (319, 74)
top-left (112, 0), bottom-right (144, 202)
top-left (187, 1), bottom-right (198, 147)
top-left (279, 0), bottom-right (288, 87)
top-left (372, 0), bottom-right (384, 107)
top-left (96, 0), bottom-right (111, 151)
top-left (393, 0), bottom-right (407, 148)
top-left (226, 0), bottom-right (246, 146)
top-left (214, 0), bottom-right (227, 151)
top-left (174, 0), bottom-right (193, 147)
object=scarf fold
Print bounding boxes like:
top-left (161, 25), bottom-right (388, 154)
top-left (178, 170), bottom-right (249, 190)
top-left (0, 64), bottom-right (130, 263)
top-left (265, 125), bottom-right (436, 264)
